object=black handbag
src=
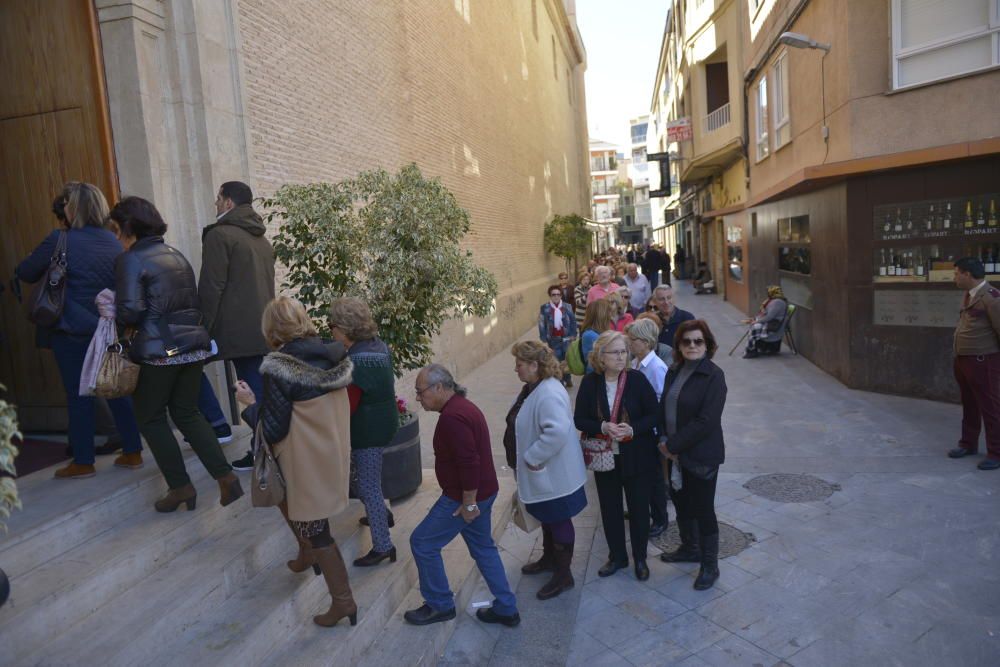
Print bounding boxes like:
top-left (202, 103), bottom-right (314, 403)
top-left (28, 231), bottom-right (68, 327)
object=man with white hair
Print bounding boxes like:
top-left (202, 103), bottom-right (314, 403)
top-left (586, 265), bottom-right (620, 304)
top-left (624, 263), bottom-right (651, 314)
top-left (405, 365), bottom-right (520, 627)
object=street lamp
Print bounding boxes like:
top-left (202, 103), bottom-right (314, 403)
top-left (778, 31), bottom-right (831, 143)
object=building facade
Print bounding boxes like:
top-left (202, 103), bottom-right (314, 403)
top-left (589, 139), bottom-right (621, 250)
top-left (0, 0), bottom-right (590, 429)
top-left (628, 116), bottom-right (653, 242)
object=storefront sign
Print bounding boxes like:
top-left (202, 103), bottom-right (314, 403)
top-left (667, 118), bottom-right (692, 142)
top-left (873, 290), bottom-right (958, 328)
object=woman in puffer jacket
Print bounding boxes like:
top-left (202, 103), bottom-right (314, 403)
top-left (236, 296), bottom-right (357, 628)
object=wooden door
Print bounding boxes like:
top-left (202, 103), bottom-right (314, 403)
top-left (0, 0), bottom-right (118, 430)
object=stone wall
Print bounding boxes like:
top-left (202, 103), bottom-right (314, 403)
top-left (236, 0), bottom-right (591, 379)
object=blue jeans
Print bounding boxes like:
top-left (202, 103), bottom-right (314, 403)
top-left (197, 355), bottom-right (265, 427)
top-left (410, 493), bottom-right (517, 615)
top-left (50, 333), bottom-right (142, 464)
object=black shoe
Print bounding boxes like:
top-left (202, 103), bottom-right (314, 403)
top-left (649, 522), bottom-right (666, 538)
top-left (403, 603), bottom-right (456, 626)
top-left (476, 607), bottom-right (521, 627)
top-left (694, 565), bottom-right (720, 590)
top-left (634, 560), bottom-right (650, 581)
top-left (359, 510), bottom-right (395, 528)
top-left (353, 547), bottom-right (397, 567)
top-left (693, 533), bottom-right (720, 590)
top-left (95, 438), bottom-right (123, 455)
top-left (977, 459), bottom-right (1000, 470)
top-left (231, 450), bottom-right (254, 471)
top-left (598, 559), bottom-right (628, 577)
top-left (948, 447), bottom-right (976, 458)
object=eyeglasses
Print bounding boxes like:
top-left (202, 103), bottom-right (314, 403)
top-left (414, 384), bottom-right (437, 397)
top-left (681, 338), bottom-right (705, 347)
top-left (602, 349), bottom-right (629, 357)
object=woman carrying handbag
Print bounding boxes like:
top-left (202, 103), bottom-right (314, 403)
top-left (574, 330), bottom-right (659, 581)
top-left (236, 296), bottom-right (358, 628)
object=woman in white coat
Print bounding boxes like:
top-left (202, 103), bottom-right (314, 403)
top-left (503, 341), bottom-right (588, 600)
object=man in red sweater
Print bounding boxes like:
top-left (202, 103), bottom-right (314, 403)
top-left (404, 364), bottom-right (520, 627)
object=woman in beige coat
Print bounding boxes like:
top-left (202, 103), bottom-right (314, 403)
top-left (236, 296), bottom-right (356, 628)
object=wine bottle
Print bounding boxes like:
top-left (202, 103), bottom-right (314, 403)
top-left (883, 213), bottom-right (891, 237)
top-left (944, 203), bottom-right (952, 230)
top-left (925, 204), bottom-right (935, 231)
top-left (965, 201), bottom-right (974, 229)
top-left (879, 248), bottom-right (887, 276)
top-left (905, 209), bottom-right (913, 233)
top-left (915, 248), bottom-right (925, 277)
top-left (888, 249), bottom-right (897, 276)
top-left (977, 202), bottom-right (986, 227)
top-left (989, 200), bottom-right (997, 228)
top-left (894, 208), bottom-right (903, 233)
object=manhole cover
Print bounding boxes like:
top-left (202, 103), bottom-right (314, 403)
top-left (650, 522), bottom-right (754, 560)
top-left (744, 473), bottom-right (841, 503)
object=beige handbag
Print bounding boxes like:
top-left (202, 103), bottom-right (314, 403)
top-left (251, 421), bottom-right (286, 508)
top-left (510, 487), bottom-right (541, 533)
top-left (94, 343), bottom-right (141, 399)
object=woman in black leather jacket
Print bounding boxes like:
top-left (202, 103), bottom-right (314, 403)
top-left (110, 197), bottom-right (242, 513)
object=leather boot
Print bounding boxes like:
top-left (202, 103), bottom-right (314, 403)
top-left (660, 518), bottom-right (701, 563)
top-left (537, 542), bottom-right (574, 600)
top-left (522, 526), bottom-right (554, 574)
top-left (154, 484), bottom-right (197, 512)
top-left (313, 544), bottom-right (359, 627)
top-left (217, 472), bottom-right (244, 507)
top-left (693, 532), bottom-right (720, 590)
top-left (278, 502), bottom-right (319, 575)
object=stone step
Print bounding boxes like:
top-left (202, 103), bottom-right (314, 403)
top-left (0, 432), bottom-right (249, 579)
top-left (356, 480), bottom-right (516, 667)
top-left (149, 476), bottom-right (443, 667)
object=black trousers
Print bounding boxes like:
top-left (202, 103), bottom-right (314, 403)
top-left (595, 456), bottom-right (651, 564)
top-left (649, 469), bottom-right (669, 526)
top-left (670, 465), bottom-right (719, 538)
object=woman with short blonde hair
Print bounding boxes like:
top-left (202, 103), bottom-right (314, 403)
top-left (505, 341), bottom-right (587, 600)
top-left (574, 328), bottom-right (659, 581)
top-left (262, 296), bottom-right (318, 349)
top-left (607, 291), bottom-right (634, 333)
top-left (63, 181), bottom-right (110, 230)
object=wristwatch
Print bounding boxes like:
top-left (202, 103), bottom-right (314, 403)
top-left (465, 504), bottom-right (478, 512)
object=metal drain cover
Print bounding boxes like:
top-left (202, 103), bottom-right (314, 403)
top-left (651, 522), bottom-right (754, 560)
top-left (744, 473), bottom-right (840, 503)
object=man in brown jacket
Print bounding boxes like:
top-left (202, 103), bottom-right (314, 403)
top-left (199, 181), bottom-right (275, 470)
top-left (949, 257), bottom-right (1000, 470)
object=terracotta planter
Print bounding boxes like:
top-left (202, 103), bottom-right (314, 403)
top-left (380, 413), bottom-right (422, 500)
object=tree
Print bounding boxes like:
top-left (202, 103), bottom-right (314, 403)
top-left (0, 385), bottom-right (20, 534)
top-left (266, 164), bottom-right (498, 375)
top-left (544, 213), bottom-right (593, 276)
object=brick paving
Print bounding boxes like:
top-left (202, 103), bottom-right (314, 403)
top-left (440, 281), bottom-right (1000, 666)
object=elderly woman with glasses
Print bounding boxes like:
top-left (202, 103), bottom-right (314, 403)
top-left (658, 319), bottom-right (727, 591)
top-left (574, 330), bottom-right (659, 581)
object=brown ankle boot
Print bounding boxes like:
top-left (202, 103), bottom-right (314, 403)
top-left (154, 484), bottom-right (197, 512)
top-left (217, 472), bottom-right (244, 507)
top-left (537, 542), bottom-right (575, 600)
top-left (278, 501), bottom-right (319, 574)
top-left (522, 526), bottom-right (554, 574)
top-left (54, 462), bottom-right (96, 479)
top-left (313, 544), bottom-right (358, 627)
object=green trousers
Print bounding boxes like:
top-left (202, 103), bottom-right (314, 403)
top-left (131, 361), bottom-right (231, 489)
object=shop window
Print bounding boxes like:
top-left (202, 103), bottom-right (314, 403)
top-left (891, 0), bottom-right (999, 89)
top-left (778, 215), bottom-right (810, 275)
top-left (727, 225), bottom-right (743, 282)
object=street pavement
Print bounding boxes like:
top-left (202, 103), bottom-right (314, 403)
top-left (436, 280), bottom-right (1000, 666)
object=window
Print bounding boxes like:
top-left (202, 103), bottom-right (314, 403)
top-left (778, 215), bottom-right (811, 276)
top-left (891, 0), bottom-right (1000, 89)
top-left (771, 52), bottom-right (790, 149)
top-left (755, 76), bottom-right (769, 161)
top-left (630, 123), bottom-right (648, 145)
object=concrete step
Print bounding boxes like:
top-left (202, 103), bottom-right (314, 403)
top-left (356, 479), bottom-right (516, 667)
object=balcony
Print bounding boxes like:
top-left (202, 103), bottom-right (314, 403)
top-left (705, 102), bottom-right (731, 133)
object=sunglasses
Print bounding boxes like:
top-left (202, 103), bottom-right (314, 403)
top-left (681, 338), bottom-right (705, 347)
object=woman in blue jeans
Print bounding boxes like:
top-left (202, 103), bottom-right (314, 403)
top-left (16, 183), bottom-right (143, 479)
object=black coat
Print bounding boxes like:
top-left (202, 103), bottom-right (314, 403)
top-left (574, 369), bottom-right (659, 477)
top-left (660, 358), bottom-right (726, 468)
top-left (115, 236), bottom-right (210, 362)
top-left (241, 337), bottom-right (351, 445)
top-left (641, 249), bottom-right (661, 276)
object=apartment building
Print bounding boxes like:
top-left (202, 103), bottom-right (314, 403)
top-left (742, 0), bottom-right (1000, 401)
top-left (590, 139), bottom-right (622, 249)
top-left (0, 0), bottom-right (590, 429)
top-left (628, 116), bottom-right (653, 240)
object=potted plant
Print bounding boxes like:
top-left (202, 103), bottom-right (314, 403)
top-left (0, 385), bottom-right (22, 608)
top-left (265, 164), bottom-right (498, 499)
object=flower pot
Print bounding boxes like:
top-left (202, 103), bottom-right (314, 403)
top-left (381, 413), bottom-right (422, 500)
top-left (0, 566), bottom-right (9, 609)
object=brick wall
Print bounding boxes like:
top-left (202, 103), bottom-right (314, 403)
top-left (236, 0), bottom-right (590, 380)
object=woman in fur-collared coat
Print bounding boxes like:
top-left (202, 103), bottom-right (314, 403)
top-left (236, 296), bottom-right (357, 629)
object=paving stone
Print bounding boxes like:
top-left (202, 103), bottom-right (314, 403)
top-left (576, 587), bottom-right (614, 620)
top-left (565, 628), bottom-right (611, 667)
top-left (695, 634), bottom-right (780, 667)
top-left (655, 571), bottom-right (727, 609)
top-left (614, 628), bottom-right (691, 666)
top-left (574, 604), bottom-right (648, 650)
top-left (655, 611), bottom-right (732, 654)
top-left (616, 586), bottom-right (688, 627)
